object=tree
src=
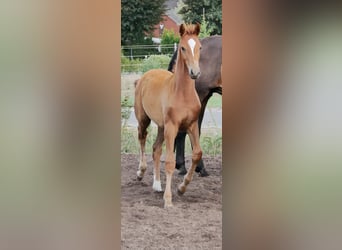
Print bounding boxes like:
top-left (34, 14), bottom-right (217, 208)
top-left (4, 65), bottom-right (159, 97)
top-left (178, 0), bottom-right (222, 35)
top-left (160, 28), bottom-right (180, 54)
top-left (199, 14), bottom-right (213, 38)
top-left (121, 0), bottom-right (167, 45)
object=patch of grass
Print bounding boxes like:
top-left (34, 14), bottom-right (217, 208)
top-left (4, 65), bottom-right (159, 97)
top-left (207, 93), bottom-right (222, 108)
top-left (121, 126), bottom-right (139, 153)
top-left (121, 126), bottom-right (164, 154)
top-left (121, 126), bottom-right (222, 156)
top-left (121, 56), bottom-right (142, 73)
top-left (199, 134), bottom-right (222, 156)
top-left (121, 96), bottom-right (133, 127)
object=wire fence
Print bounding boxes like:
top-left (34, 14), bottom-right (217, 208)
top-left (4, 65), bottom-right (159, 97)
top-left (121, 43), bottom-right (177, 73)
top-left (121, 43), bottom-right (177, 59)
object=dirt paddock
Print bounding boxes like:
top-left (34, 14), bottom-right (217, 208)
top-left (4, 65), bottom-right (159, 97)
top-left (121, 153), bottom-right (222, 249)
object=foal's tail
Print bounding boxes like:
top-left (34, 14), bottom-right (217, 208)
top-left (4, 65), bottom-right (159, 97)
top-left (134, 79), bottom-right (140, 88)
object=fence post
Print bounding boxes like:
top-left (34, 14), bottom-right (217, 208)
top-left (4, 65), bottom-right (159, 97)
top-left (174, 43), bottom-right (177, 52)
top-left (130, 48), bottom-right (133, 60)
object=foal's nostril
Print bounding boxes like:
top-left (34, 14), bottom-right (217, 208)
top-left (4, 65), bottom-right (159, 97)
top-left (189, 68), bottom-right (200, 79)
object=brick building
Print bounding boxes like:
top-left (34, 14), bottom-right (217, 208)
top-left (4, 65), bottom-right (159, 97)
top-left (152, 0), bottom-right (182, 43)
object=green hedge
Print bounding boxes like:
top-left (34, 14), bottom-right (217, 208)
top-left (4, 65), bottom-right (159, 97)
top-left (121, 57), bottom-right (142, 73)
top-left (141, 54), bottom-right (171, 73)
top-left (121, 51), bottom-right (172, 73)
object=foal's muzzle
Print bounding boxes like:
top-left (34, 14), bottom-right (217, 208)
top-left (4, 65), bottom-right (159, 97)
top-left (190, 69), bottom-right (201, 79)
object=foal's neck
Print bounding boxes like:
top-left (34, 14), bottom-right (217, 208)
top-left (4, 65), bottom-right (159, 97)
top-left (174, 52), bottom-right (196, 96)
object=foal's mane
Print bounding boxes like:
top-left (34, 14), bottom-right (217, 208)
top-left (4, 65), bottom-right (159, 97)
top-left (179, 23), bottom-right (200, 36)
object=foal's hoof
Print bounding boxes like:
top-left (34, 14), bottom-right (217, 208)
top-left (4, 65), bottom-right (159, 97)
top-left (152, 180), bottom-right (163, 192)
top-left (137, 170), bottom-right (145, 181)
top-left (164, 201), bottom-right (173, 208)
top-left (136, 173), bottom-right (143, 181)
top-left (177, 185), bottom-right (186, 195)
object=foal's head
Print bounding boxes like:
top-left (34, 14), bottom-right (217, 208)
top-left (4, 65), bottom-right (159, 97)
top-left (178, 23), bottom-right (202, 79)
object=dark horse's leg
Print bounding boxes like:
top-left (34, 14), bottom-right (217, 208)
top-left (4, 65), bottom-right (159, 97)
top-left (174, 94), bottom-right (211, 177)
top-left (195, 88), bottom-right (222, 176)
top-left (193, 94), bottom-right (210, 177)
top-left (174, 131), bottom-right (187, 175)
top-left (174, 127), bottom-right (208, 177)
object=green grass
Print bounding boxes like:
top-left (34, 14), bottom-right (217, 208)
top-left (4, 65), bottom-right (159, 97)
top-left (121, 126), bottom-right (221, 156)
top-left (207, 93), bottom-right (222, 108)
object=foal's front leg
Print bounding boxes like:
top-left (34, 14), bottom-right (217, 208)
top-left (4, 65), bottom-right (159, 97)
top-left (178, 122), bottom-right (202, 194)
top-left (163, 123), bottom-right (178, 207)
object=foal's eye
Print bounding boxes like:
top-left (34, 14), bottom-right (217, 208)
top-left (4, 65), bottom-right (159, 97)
top-left (181, 47), bottom-right (186, 52)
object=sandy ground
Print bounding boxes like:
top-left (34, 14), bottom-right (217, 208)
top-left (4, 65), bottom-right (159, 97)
top-left (121, 153), bottom-right (222, 250)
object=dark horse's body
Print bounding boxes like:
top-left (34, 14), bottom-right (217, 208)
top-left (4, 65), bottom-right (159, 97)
top-left (168, 35), bottom-right (222, 176)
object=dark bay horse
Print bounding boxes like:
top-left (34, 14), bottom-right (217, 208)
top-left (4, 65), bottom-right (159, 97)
top-left (168, 35), bottom-right (222, 176)
top-left (134, 24), bottom-right (203, 207)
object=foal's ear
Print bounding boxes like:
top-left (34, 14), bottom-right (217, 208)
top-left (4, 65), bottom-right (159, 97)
top-left (194, 23), bottom-right (201, 36)
top-left (179, 24), bottom-right (185, 36)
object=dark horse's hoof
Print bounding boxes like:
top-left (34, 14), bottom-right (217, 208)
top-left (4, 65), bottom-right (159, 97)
top-left (176, 163), bottom-right (187, 175)
top-left (178, 167), bottom-right (187, 175)
top-left (196, 166), bottom-right (209, 177)
top-left (195, 159), bottom-right (209, 177)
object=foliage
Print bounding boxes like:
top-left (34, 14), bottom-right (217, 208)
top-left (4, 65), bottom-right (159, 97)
top-left (200, 135), bottom-right (222, 156)
top-left (121, 96), bottom-right (133, 127)
top-left (121, 37), bottom-right (161, 59)
top-left (199, 14), bottom-right (213, 39)
top-left (178, 0), bottom-right (222, 35)
top-left (206, 94), bottom-right (222, 108)
top-left (161, 29), bottom-right (180, 44)
top-left (121, 0), bottom-right (167, 45)
top-left (121, 49), bottom-right (173, 73)
top-left (121, 50), bottom-right (142, 72)
top-left (141, 54), bottom-right (171, 72)
top-left (121, 127), bottom-right (140, 153)
top-left (161, 28), bottom-right (180, 54)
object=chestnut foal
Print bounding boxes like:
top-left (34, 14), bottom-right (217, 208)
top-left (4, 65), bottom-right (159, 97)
top-left (134, 23), bottom-right (202, 207)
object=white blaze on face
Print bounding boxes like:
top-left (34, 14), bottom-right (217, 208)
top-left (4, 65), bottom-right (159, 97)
top-left (188, 38), bottom-right (196, 57)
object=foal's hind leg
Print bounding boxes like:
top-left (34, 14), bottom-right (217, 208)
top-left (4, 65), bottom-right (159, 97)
top-left (136, 116), bottom-right (151, 180)
top-left (178, 122), bottom-right (202, 194)
top-left (152, 126), bottom-right (164, 192)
